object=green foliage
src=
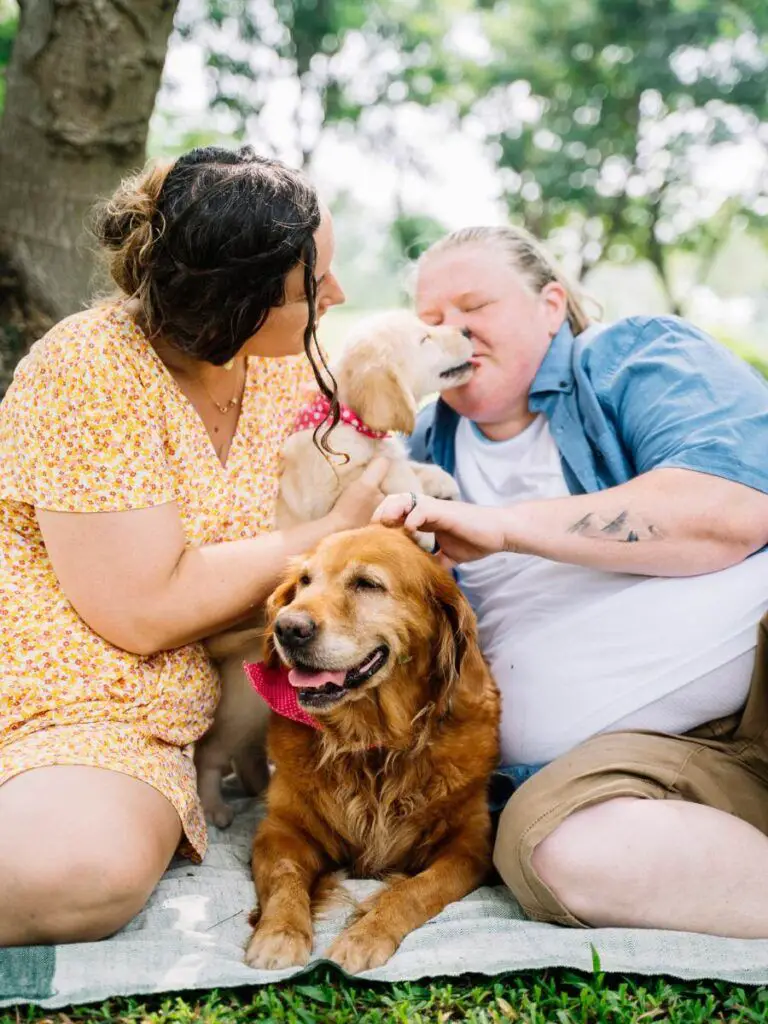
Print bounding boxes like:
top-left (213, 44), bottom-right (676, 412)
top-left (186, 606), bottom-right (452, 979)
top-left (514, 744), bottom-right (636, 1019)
top-left (6, 970), bottom-right (768, 1023)
top-left (181, 0), bottom-right (768, 296)
top-left (178, 0), bottom-right (485, 165)
top-left (473, 0), bottom-right (768, 288)
top-left (390, 211), bottom-right (447, 261)
top-left (0, 1), bottom-right (18, 116)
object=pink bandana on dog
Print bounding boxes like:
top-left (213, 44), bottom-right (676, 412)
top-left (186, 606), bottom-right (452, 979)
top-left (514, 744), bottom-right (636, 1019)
top-left (245, 661), bottom-right (384, 748)
top-left (244, 662), bottom-right (321, 730)
top-left (293, 393), bottom-right (388, 440)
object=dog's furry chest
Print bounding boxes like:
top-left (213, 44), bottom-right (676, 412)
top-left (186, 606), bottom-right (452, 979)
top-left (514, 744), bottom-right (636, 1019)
top-left (310, 757), bottom-right (458, 878)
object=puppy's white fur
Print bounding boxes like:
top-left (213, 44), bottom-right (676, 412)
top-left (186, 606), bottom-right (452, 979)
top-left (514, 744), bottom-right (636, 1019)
top-left (278, 310), bottom-right (471, 529)
top-left (196, 311), bottom-right (473, 826)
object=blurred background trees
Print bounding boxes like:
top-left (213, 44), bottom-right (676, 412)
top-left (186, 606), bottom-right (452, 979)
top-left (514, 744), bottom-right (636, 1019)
top-left (0, 0), bottom-right (177, 393)
top-left (1, 0), bottom-right (766, 395)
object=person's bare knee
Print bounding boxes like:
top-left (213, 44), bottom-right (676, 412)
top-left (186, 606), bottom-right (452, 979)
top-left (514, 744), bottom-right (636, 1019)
top-left (530, 796), bottom-right (768, 935)
top-left (4, 845), bottom-right (163, 944)
top-left (0, 766), bottom-right (182, 945)
top-left (531, 797), bottom-right (650, 924)
top-left (493, 787), bottom-right (654, 924)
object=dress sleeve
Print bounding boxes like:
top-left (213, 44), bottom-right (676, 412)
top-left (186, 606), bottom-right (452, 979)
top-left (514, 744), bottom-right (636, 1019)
top-left (598, 317), bottom-right (768, 495)
top-left (1, 322), bottom-right (177, 513)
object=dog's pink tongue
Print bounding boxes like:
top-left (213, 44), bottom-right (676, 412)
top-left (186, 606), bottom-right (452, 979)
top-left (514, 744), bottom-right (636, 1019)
top-left (288, 667), bottom-right (346, 690)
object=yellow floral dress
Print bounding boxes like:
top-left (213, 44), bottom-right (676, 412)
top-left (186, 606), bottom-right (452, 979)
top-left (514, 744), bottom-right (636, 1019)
top-left (0, 301), bottom-right (312, 860)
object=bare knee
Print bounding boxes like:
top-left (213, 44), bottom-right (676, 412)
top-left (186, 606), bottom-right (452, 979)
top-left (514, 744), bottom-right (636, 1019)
top-left (493, 792), bottom-right (653, 924)
top-left (531, 797), bottom-right (649, 924)
top-left (0, 765), bottom-right (181, 946)
top-left (1, 846), bottom-right (162, 945)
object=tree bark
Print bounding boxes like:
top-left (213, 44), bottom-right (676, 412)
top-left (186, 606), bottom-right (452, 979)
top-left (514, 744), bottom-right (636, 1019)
top-left (0, 0), bottom-right (179, 396)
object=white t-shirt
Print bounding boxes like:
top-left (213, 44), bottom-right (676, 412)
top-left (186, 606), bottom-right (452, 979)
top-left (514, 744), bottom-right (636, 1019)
top-left (454, 415), bottom-right (768, 766)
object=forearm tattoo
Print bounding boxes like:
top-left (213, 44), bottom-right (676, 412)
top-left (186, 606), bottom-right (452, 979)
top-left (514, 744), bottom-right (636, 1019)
top-left (567, 511), bottom-right (663, 543)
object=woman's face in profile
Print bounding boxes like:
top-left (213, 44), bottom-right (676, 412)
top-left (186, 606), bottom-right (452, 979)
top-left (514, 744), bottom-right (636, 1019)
top-left (241, 208), bottom-right (345, 359)
top-left (415, 244), bottom-right (566, 427)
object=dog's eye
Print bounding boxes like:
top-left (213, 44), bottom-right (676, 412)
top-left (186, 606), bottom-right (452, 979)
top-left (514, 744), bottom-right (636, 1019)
top-left (351, 576), bottom-right (385, 592)
top-left (298, 573), bottom-right (311, 587)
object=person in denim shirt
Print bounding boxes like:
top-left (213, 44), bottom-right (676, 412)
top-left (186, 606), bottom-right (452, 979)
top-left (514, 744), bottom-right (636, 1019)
top-left (374, 225), bottom-right (768, 937)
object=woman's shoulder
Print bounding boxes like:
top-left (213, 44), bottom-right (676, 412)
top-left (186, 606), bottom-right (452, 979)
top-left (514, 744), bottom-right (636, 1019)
top-left (580, 314), bottom-right (703, 347)
top-left (9, 303), bottom-right (152, 404)
top-left (578, 314), bottom-right (717, 374)
top-left (19, 302), bottom-right (143, 374)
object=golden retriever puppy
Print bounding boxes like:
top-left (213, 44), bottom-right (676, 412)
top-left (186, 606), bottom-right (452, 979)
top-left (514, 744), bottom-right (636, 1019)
top-left (195, 620), bottom-right (270, 828)
top-left (196, 311), bottom-right (474, 827)
top-left (276, 309), bottom-right (474, 531)
top-left (244, 525), bottom-right (501, 974)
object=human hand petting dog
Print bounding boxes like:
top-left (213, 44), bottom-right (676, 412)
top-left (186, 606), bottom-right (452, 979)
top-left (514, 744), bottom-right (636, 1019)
top-left (373, 492), bottom-right (508, 564)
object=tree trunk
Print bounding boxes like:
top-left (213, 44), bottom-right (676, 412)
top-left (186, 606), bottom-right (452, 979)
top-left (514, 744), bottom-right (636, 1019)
top-left (0, 0), bottom-right (179, 397)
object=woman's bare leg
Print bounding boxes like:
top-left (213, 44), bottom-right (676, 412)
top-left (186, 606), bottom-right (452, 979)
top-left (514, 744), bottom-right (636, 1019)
top-left (0, 765), bottom-right (182, 945)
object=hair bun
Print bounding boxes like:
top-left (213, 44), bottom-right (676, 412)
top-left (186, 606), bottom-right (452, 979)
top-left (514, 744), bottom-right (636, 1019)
top-left (93, 159), bottom-right (174, 296)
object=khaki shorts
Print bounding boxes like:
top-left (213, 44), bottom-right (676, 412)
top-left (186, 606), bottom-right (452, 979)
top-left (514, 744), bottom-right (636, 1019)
top-left (493, 613), bottom-right (768, 927)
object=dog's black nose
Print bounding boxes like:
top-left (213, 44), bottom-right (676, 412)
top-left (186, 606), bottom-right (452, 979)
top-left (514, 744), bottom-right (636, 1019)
top-left (275, 612), bottom-right (317, 648)
top-left (461, 327), bottom-right (472, 339)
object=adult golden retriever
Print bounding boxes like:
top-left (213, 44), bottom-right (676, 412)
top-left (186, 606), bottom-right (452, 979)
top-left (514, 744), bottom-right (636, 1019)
top-left (245, 525), bottom-right (501, 974)
top-left (196, 310), bottom-right (473, 826)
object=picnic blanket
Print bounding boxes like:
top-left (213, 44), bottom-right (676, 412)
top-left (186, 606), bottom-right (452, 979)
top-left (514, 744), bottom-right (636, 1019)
top-left (4, 791), bottom-right (768, 1008)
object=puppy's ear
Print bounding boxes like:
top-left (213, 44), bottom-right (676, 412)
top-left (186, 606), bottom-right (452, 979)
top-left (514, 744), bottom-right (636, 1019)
top-left (428, 565), bottom-right (475, 718)
top-left (263, 573), bottom-right (298, 668)
top-left (342, 364), bottom-right (417, 435)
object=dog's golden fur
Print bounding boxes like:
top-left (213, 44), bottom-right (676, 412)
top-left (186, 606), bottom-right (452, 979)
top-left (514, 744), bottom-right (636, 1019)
top-left (245, 525), bottom-right (500, 974)
top-left (276, 309), bottom-right (472, 529)
top-left (196, 310), bottom-right (474, 825)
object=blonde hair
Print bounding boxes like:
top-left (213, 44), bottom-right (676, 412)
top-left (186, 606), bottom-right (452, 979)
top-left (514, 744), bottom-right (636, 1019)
top-left (419, 224), bottom-right (592, 335)
top-left (94, 159), bottom-right (174, 300)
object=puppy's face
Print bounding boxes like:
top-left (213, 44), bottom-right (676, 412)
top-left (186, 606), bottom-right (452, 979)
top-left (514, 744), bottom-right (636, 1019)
top-left (335, 311), bottom-right (475, 434)
top-left (265, 525), bottom-right (470, 717)
top-left (406, 318), bottom-right (476, 396)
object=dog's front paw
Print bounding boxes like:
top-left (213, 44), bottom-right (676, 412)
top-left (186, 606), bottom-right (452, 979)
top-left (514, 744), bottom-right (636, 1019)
top-left (245, 923), bottom-right (312, 970)
top-left (327, 923), bottom-right (398, 974)
top-left (202, 798), bottom-right (236, 830)
top-left (413, 464), bottom-right (460, 501)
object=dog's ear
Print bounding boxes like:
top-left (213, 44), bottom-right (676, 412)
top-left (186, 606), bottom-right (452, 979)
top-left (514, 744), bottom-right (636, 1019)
top-left (341, 363), bottom-right (417, 435)
top-left (428, 565), bottom-right (475, 718)
top-left (263, 573), bottom-right (298, 668)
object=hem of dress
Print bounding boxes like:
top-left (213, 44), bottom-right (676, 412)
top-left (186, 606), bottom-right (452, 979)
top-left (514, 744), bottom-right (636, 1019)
top-left (0, 755), bottom-right (207, 863)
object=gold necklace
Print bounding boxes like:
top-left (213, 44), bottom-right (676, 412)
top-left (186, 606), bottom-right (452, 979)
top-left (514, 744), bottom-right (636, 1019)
top-left (194, 363), bottom-right (243, 415)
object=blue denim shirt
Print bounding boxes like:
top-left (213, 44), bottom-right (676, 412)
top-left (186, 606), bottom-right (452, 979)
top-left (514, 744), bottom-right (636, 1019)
top-left (411, 315), bottom-right (768, 497)
top-left (410, 315), bottom-right (768, 794)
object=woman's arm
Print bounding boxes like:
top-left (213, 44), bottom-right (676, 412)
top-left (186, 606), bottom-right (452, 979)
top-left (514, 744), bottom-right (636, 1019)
top-left (374, 467), bottom-right (768, 576)
top-left (37, 458), bottom-right (389, 656)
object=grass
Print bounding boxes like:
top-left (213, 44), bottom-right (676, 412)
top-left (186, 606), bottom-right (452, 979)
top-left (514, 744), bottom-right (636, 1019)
top-left (5, 968), bottom-right (768, 1023)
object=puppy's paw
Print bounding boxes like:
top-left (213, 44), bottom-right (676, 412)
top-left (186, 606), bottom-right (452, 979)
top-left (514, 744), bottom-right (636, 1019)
top-left (245, 923), bottom-right (312, 970)
top-left (203, 799), bottom-right (236, 830)
top-left (327, 923), bottom-right (398, 974)
top-left (413, 464), bottom-right (460, 501)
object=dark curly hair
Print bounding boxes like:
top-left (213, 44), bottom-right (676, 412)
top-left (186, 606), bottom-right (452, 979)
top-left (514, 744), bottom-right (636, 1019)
top-left (93, 145), bottom-right (338, 441)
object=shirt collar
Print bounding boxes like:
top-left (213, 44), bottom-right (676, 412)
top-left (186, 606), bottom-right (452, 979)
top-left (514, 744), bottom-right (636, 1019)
top-left (529, 320), bottom-right (576, 397)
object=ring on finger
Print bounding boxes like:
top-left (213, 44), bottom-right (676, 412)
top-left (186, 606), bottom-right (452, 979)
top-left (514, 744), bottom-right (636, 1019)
top-left (406, 491), bottom-right (419, 515)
